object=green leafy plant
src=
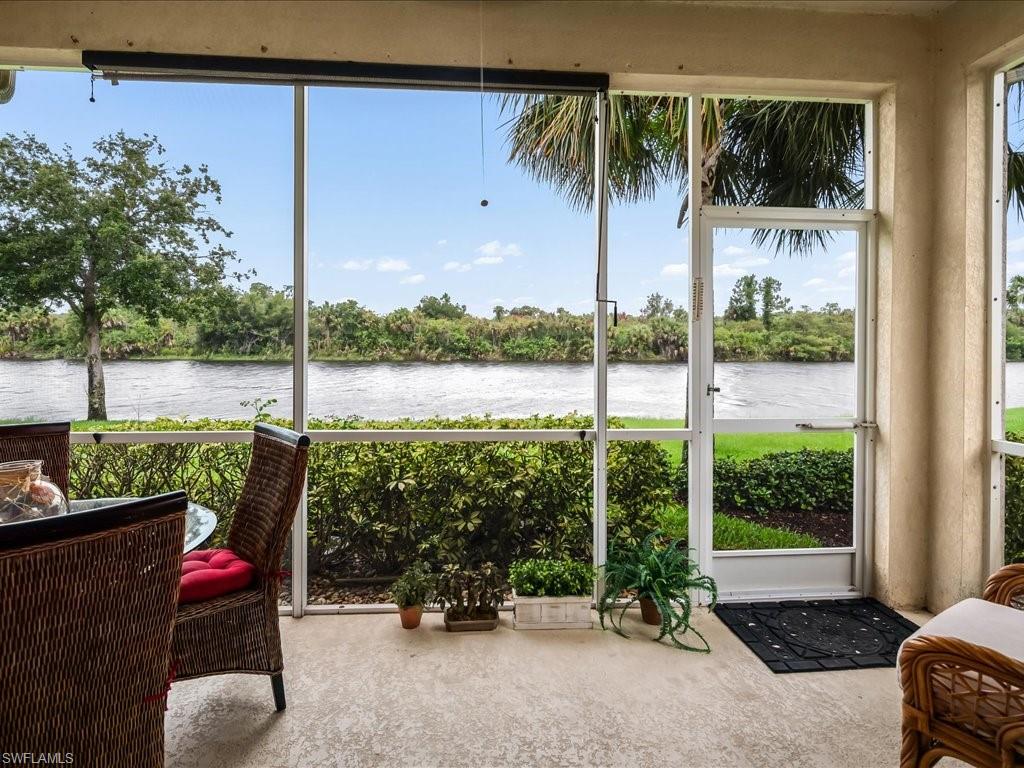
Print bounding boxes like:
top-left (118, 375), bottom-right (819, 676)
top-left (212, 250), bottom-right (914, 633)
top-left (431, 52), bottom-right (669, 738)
top-left (508, 558), bottom-right (593, 597)
top-left (675, 448), bottom-right (853, 517)
top-left (434, 562), bottom-right (506, 621)
top-left (389, 561), bottom-right (436, 609)
top-left (1003, 433), bottom-right (1024, 564)
top-left (598, 530), bottom-right (717, 652)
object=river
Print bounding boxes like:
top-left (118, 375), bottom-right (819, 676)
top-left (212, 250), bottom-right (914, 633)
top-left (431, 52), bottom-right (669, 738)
top-left (2, 358), bottom-right (1019, 423)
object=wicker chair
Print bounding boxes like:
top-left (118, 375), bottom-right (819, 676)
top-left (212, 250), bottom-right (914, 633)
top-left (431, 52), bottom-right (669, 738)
top-left (0, 421), bottom-right (71, 497)
top-left (899, 563), bottom-right (1024, 768)
top-left (172, 423), bottom-right (309, 711)
top-left (0, 492), bottom-right (187, 767)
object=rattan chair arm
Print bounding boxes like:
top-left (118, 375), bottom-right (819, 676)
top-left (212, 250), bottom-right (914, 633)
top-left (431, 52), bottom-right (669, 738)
top-left (983, 563), bottom-right (1024, 607)
top-left (999, 722), bottom-right (1024, 764)
top-left (901, 634), bottom-right (1024, 682)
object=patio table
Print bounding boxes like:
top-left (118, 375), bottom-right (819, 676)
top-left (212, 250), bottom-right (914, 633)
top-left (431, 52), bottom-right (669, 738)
top-left (69, 497), bottom-right (218, 553)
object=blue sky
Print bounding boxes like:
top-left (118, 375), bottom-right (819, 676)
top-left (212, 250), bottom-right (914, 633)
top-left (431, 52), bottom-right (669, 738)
top-left (4, 70), bottom-right (877, 316)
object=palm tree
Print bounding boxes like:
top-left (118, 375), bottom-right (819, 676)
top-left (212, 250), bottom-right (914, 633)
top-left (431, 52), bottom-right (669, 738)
top-left (502, 92), bottom-right (1024, 251)
top-left (501, 95), bottom-right (864, 254)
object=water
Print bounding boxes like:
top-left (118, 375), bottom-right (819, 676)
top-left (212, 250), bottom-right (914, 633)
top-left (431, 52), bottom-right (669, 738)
top-left (0, 358), bottom-right (886, 422)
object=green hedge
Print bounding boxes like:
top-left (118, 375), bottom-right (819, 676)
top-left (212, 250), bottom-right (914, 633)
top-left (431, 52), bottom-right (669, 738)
top-left (69, 415), bottom-right (670, 577)
top-left (1004, 432), bottom-right (1024, 563)
top-left (674, 448), bottom-right (854, 517)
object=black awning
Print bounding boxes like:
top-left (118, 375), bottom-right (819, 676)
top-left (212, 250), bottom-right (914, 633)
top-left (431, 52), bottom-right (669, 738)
top-left (82, 51), bottom-right (608, 95)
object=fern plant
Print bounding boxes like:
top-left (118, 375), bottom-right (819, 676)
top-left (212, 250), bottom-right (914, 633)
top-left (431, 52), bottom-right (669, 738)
top-left (598, 530), bottom-right (718, 652)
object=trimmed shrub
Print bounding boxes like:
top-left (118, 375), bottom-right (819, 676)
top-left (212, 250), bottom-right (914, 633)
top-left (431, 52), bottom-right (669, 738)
top-left (1003, 431), bottom-right (1024, 563)
top-left (675, 448), bottom-right (854, 517)
top-left (69, 414), bottom-right (671, 578)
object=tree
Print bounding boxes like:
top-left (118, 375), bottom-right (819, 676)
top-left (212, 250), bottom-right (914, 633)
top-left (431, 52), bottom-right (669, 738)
top-left (758, 277), bottom-right (790, 330)
top-left (640, 292), bottom-right (674, 320)
top-left (0, 132), bottom-right (237, 419)
top-left (502, 95), bottom-right (866, 255)
top-left (724, 276), bottom-right (758, 321)
top-left (1007, 274), bottom-right (1024, 313)
top-left (416, 292), bottom-right (466, 320)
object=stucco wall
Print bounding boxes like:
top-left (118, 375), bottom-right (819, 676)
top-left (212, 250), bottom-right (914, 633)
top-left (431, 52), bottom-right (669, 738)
top-left (0, 0), bottom-right (964, 608)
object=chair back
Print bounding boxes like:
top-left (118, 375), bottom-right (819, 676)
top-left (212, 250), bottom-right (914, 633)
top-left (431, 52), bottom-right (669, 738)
top-left (0, 491), bottom-right (187, 766)
top-left (0, 421), bottom-right (71, 497)
top-left (226, 424), bottom-right (310, 575)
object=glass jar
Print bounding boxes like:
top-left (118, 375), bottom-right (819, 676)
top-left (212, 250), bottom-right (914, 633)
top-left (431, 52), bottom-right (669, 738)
top-left (0, 459), bottom-right (69, 524)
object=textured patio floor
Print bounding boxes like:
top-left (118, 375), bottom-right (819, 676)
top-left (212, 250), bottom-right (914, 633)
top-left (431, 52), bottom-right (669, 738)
top-left (165, 607), bottom-right (933, 768)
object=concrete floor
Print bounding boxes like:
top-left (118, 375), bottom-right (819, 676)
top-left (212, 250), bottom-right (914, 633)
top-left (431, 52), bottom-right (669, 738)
top-left (165, 608), bottom-right (935, 768)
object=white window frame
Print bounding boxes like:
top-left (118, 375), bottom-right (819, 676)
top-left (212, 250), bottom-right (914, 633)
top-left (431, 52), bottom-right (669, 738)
top-left (988, 59), bottom-right (1024, 573)
top-left (62, 81), bottom-right (878, 612)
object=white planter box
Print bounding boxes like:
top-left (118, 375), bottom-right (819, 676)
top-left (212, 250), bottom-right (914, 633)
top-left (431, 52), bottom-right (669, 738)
top-left (512, 594), bottom-right (592, 630)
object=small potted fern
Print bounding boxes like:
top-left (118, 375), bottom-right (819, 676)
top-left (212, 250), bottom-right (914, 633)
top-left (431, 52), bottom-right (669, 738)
top-left (598, 530), bottom-right (718, 652)
top-left (390, 561), bottom-right (436, 629)
top-left (508, 558), bottom-right (593, 630)
top-left (435, 562), bottom-right (506, 632)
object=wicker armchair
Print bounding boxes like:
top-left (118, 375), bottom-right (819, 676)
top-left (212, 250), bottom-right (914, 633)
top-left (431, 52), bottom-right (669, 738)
top-left (0, 492), bottom-right (187, 767)
top-left (172, 423), bottom-right (309, 711)
top-left (899, 563), bottom-right (1024, 768)
top-left (0, 421), bottom-right (71, 497)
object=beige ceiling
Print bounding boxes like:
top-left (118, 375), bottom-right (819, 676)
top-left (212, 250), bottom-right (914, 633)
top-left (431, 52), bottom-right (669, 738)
top-left (683, 0), bottom-right (956, 16)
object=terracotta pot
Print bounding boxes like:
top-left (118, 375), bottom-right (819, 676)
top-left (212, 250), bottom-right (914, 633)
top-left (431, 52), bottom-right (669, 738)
top-left (399, 605), bottom-right (423, 629)
top-left (639, 597), bottom-right (662, 626)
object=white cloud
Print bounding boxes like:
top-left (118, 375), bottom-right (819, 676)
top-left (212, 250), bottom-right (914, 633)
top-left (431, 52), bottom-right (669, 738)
top-left (803, 277), bottom-right (827, 287)
top-left (377, 258), bottom-right (410, 272)
top-left (735, 255), bottom-right (770, 267)
top-left (443, 261), bottom-right (471, 273)
top-left (400, 273), bottom-right (426, 285)
top-left (838, 265), bottom-right (856, 278)
top-left (722, 245), bottom-right (749, 257)
top-left (713, 264), bottom-right (748, 278)
top-left (341, 259), bottom-right (373, 271)
top-left (476, 240), bottom-right (523, 261)
top-left (837, 250), bottom-right (856, 264)
top-left (437, 239), bottom-right (448, 247)
top-left (660, 263), bottom-right (689, 277)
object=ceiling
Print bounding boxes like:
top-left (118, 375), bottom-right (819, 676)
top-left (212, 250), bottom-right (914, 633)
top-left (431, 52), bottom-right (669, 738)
top-left (684, 0), bottom-right (956, 16)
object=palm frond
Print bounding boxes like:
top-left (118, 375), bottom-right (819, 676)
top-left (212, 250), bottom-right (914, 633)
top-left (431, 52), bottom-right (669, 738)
top-left (500, 95), bottom-right (864, 255)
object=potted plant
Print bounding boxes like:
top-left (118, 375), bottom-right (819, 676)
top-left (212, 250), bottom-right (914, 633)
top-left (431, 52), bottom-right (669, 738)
top-left (597, 530), bottom-right (718, 652)
top-left (435, 562), bottom-right (505, 632)
top-left (390, 561), bottom-right (436, 629)
top-left (508, 558), bottom-right (593, 630)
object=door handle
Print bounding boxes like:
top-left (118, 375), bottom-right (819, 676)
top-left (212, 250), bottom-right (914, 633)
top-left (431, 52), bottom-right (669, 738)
top-left (706, 385), bottom-right (720, 396)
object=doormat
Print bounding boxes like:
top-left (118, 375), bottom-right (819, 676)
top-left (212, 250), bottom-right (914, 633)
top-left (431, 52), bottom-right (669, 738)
top-left (713, 598), bottom-right (918, 673)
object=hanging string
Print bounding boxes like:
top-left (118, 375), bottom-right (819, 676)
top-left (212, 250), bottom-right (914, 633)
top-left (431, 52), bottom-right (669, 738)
top-left (479, 0), bottom-right (488, 207)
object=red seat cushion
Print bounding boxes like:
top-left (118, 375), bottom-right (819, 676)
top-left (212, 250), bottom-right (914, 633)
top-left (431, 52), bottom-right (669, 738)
top-left (179, 548), bottom-right (257, 604)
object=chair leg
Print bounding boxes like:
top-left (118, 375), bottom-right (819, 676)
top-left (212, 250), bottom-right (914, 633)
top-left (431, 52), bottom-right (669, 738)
top-left (271, 672), bottom-right (286, 712)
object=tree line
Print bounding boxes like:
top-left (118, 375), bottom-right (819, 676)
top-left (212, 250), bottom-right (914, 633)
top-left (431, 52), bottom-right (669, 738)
top-left (1, 282), bottom-right (855, 366)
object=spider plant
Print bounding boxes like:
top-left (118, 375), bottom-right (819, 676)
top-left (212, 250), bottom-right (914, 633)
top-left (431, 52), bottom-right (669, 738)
top-left (598, 530), bottom-right (718, 652)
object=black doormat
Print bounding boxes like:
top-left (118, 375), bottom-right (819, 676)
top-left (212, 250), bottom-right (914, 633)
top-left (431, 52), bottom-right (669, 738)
top-left (714, 598), bottom-right (919, 673)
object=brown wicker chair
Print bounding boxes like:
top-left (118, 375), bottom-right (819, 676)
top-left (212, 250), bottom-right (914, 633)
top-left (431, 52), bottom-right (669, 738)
top-left (0, 421), bottom-right (71, 498)
top-left (172, 423), bottom-right (309, 711)
top-left (0, 491), bottom-right (187, 766)
top-left (899, 563), bottom-right (1024, 768)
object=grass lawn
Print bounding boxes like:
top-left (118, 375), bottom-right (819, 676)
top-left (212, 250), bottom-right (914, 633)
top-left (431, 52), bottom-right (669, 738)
top-left (1007, 407), bottom-right (1024, 434)
top-left (654, 503), bottom-right (822, 549)
top-left (618, 417), bottom-right (853, 465)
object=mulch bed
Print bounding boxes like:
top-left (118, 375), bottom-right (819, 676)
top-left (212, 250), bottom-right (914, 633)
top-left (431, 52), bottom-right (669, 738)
top-left (723, 509), bottom-right (852, 547)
